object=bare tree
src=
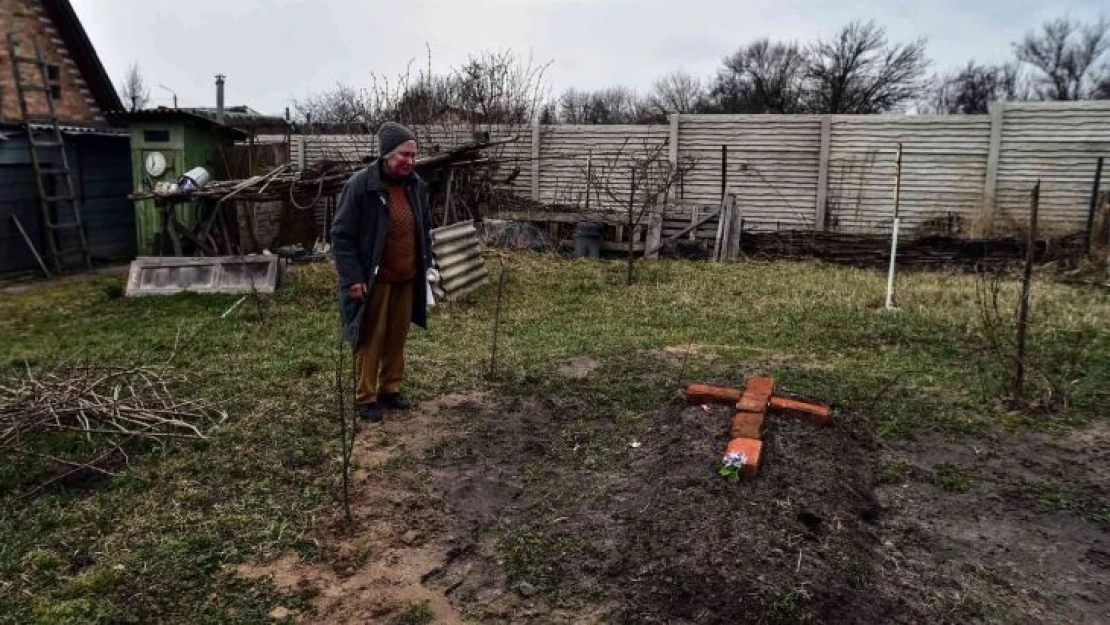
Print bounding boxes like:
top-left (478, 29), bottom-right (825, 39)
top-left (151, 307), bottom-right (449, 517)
top-left (1096, 73), bottom-right (1110, 99)
top-left (645, 70), bottom-right (708, 118)
top-left (292, 82), bottom-right (372, 129)
top-left (291, 49), bottom-right (550, 226)
top-left (557, 86), bottom-right (649, 124)
top-left (805, 20), bottom-right (929, 113)
top-left (119, 63), bottom-right (150, 111)
top-left (293, 49), bottom-right (550, 132)
top-left (1013, 16), bottom-right (1110, 100)
top-left (711, 39), bottom-right (809, 113)
top-left (584, 138), bottom-right (697, 284)
top-left (556, 88), bottom-right (591, 123)
top-left (453, 50), bottom-right (551, 124)
top-left (538, 100), bottom-right (558, 124)
top-left (929, 62), bottom-right (1023, 113)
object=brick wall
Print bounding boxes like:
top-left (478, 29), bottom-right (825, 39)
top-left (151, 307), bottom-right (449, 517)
top-left (0, 0), bottom-right (104, 124)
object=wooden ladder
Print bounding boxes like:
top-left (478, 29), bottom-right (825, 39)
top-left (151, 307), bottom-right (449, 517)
top-left (6, 32), bottom-right (91, 272)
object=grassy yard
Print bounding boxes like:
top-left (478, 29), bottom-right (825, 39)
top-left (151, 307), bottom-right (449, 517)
top-left (1, 254), bottom-right (1107, 623)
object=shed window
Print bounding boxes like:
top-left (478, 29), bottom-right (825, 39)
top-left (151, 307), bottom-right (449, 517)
top-left (143, 129), bottom-right (171, 143)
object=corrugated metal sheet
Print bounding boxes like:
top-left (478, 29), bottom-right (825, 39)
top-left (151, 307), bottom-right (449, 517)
top-left (431, 220), bottom-right (487, 301)
top-left (29, 123), bottom-right (127, 137)
top-left (678, 115), bottom-right (822, 231)
top-left (995, 102), bottom-right (1110, 233)
top-left (827, 116), bottom-right (991, 234)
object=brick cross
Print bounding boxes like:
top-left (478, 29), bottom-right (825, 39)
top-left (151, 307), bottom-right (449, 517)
top-left (685, 378), bottom-right (831, 477)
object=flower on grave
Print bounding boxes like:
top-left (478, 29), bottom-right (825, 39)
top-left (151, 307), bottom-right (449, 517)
top-left (723, 451), bottom-right (747, 467)
top-left (718, 450), bottom-right (748, 482)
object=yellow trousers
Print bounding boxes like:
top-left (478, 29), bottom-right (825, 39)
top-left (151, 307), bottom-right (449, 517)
top-left (354, 281), bottom-right (413, 404)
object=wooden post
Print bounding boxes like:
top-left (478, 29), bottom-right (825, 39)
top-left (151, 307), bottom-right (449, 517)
top-left (11, 215), bottom-right (51, 279)
top-left (1092, 191), bottom-right (1110, 258)
top-left (729, 194), bottom-right (743, 259)
top-left (442, 169), bottom-right (455, 225)
top-left (713, 195), bottom-right (728, 262)
top-left (489, 264), bottom-right (507, 380)
top-left (815, 116), bottom-right (831, 231)
top-left (1015, 181), bottom-right (1040, 399)
top-left (1086, 157), bottom-right (1104, 254)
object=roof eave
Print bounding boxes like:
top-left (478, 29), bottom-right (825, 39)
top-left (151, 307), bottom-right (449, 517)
top-left (43, 0), bottom-right (124, 114)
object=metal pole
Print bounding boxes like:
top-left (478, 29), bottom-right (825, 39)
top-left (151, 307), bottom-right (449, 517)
top-left (585, 150), bottom-right (591, 216)
top-left (1015, 180), bottom-right (1040, 399)
top-left (885, 143), bottom-right (903, 310)
top-left (721, 145), bottom-right (728, 202)
top-left (1086, 157), bottom-right (1104, 254)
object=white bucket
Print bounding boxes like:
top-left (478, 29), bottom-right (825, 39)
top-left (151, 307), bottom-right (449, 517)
top-left (179, 166), bottom-right (211, 193)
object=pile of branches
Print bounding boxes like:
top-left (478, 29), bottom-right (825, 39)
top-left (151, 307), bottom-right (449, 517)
top-left (130, 161), bottom-right (359, 206)
top-left (128, 136), bottom-right (519, 211)
top-left (1, 362), bottom-right (226, 499)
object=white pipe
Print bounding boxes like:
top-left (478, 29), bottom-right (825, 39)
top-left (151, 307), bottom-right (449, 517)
top-left (885, 217), bottom-right (900, 309)
top-left (885, 143), bottom-right (903, 310)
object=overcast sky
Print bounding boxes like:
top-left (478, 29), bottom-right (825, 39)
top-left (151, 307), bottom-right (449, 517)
top-left (71, 0), bottom-right (1105, 115)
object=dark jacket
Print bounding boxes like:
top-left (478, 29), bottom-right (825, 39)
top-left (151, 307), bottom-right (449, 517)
top-left (331, 160), bottom-right (433, 344)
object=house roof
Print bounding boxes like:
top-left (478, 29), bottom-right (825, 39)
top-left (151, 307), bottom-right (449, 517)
top-left (181, 106), bottom-right (290, 133)
top-left (43, 0), bottom-right (123, 114)
top-left (110, 108), bottom-right (249, 140)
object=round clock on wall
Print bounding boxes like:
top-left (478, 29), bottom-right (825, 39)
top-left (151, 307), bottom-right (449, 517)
top-left (144, 151), bottom-right (167, 177)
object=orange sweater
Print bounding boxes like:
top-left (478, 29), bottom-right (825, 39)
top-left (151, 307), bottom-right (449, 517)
top-left (377, 184), bottom-right (417, 283)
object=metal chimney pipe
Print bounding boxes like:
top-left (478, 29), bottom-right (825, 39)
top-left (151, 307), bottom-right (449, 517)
top-left (215, 74), bottom-right (226, 124)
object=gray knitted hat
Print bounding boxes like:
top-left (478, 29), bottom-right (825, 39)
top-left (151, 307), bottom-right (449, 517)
top-left (378, 121), bottom-right (417, 157)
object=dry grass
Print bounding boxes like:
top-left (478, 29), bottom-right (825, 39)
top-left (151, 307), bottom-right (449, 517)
top-left (0, 253), bottom-right (1107, 623)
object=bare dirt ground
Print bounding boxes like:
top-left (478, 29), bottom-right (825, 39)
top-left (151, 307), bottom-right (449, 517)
top-left (238, 394), bottom-right (481, 624)
top-left (237, 359), bottom-right (1108, 624)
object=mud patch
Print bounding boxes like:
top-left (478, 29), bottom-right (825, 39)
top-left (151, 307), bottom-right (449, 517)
top-left (235, 393), bottom-right (487, 624)
top-left (875, 420), bottom-right (1110, 623)
top-left (555, 356), bottom-right (600, 380)
top-left (420, 387), bottom-right (896, 623)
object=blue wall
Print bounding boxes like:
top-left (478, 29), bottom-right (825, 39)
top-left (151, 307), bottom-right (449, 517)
top-left (0, 130), bottom-right (134, 274)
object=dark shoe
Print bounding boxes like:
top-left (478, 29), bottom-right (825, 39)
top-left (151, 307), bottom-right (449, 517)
top-left (358, 402), bottom-right (384, 423)
top-left (378, 393), bottom-right (411, 411)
